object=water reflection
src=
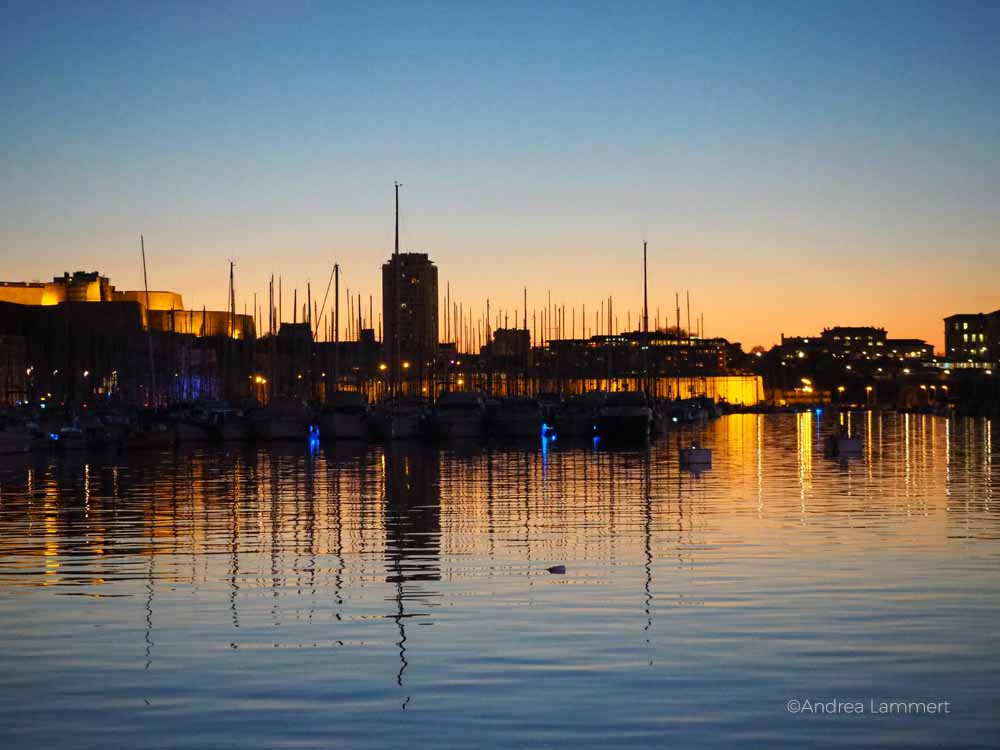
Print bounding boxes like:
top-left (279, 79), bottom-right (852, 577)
top-left (0, 414), bottom-right (998, 748)
top-left (2, 414), bottom-right (998, 590)
top-left (383, 442), bottom-right (441, 705)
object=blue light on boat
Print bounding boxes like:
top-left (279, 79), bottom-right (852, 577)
top-left (49, 433), bottom-right (59, 441)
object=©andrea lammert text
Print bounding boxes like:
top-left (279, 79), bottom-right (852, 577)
top-left (786, 699), bottom-right (952, 715)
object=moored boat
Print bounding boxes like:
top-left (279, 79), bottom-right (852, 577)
top-left (126, 422), bottom-right (177, 450)
top-left (50, 425), bottom-right (86, 450)
top-left (431, 391), bottom-right (486, 440)
top-left (553, 391), bottom-right (606, 438)
top-left (370, 397), bottom-right (428, 440)
top-left (319, 391), bottom-right (369, 441)
top-left (488, 396), bottom-right (542, 439)
top-left (595, 391), bottom-right (652, 443)
top-left (252, 397), bottom-right (312, 441)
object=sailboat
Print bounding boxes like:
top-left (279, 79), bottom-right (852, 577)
top-left (594, 243), bottom-right (655, 443)
top-left (595, 390), bottom-right (653, 442)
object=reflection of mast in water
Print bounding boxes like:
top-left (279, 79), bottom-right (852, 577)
top-left (144, 489), bottom-right (156, 671)
top-left (391, 557), bottom-right (409, 705)
top-left (144, 549), bottom-right (155, 671)
top-left (303, 445), bottom-right (317, 626)
top-left (671, 434), bottom-right (697, 571)
top-left (383, 442), bottom-right (441, 708)
top-left (269, 451), bottom-right (282, 628)
top-left (643, 447), bottom-right (653, 651)
top-left (229, 454), bottom-right (240, 630)
top-left (486, 446), bottom-right (495, 564)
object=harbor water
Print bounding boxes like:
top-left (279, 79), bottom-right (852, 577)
top-left (0, 412), bottom-right (997, 748)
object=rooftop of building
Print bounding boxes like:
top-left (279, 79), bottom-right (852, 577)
top-left (381, 252), bottom-right (435, 266)
top-left (944, 310), bottom-right (1000, 320)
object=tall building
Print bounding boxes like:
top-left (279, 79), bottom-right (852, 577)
top-left (381, 252), bottom-right (438, 378)
top-left (945, 311), bottom-right (1000, 364)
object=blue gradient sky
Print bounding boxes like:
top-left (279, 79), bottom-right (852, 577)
top-left (2, 1), bottom-right (998, 348)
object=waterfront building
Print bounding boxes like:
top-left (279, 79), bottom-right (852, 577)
top-left (0, 270), bottom-right (257, 405)
top-left (885, 338), bottom-right (934, 360)
top-left (546, 331), bottom-right (730, 373)
top-left (778, 326), bottom-right (931, 364)
top-left (944, 311), bottom-right (1000, 365)
top-left (0, 270), bottom-right (254, 339)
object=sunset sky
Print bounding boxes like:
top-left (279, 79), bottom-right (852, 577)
top-left (2, 1), bottom-right (997, 349)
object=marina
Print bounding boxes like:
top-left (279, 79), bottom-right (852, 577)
top-left (2, 3), bottom-right (998, 747)
top-left (0, 390), bottom-right (734, 453)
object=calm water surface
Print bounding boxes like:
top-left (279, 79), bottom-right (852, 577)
top-left (1, 413), bottom-right (997, 748)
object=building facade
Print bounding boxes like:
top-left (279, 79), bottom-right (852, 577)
top-left (778, 325), bottom-right (931, 363)
top-left (945, 311), bottom-right (1000, 364)
top-left (0, 270), bottom-right (253, 338)
top-left (381, 253), bottom-right (438, 378)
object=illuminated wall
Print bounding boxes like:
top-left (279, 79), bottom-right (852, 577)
top-left (0, 283), bottom-right (46, 306)
top-left (147, 309), bottom-right (256, 339)
top-left (115, 290), bottom-right (185, 311)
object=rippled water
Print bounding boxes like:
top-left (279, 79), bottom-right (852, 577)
top-left (0, 413), bottom-right (997, 749)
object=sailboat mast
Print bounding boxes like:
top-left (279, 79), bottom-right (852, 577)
top-left (140, 235), bottom-right (156, 406)
top-left (686, 291), bottom-right (691, 340)
top-left (333, 264), bottom-right (340, 393)
top-left (642, 242), bottom-right (649, 334)
top-left (393, 182), bottom-right (402, 396)
top-left (642, 241), bottom-right (649, 394)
